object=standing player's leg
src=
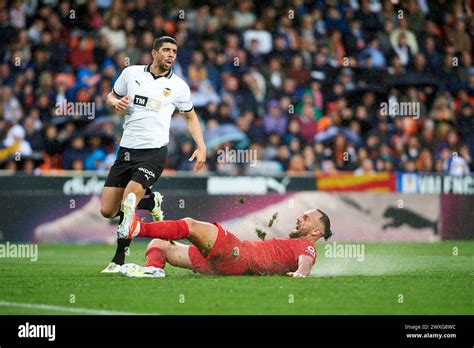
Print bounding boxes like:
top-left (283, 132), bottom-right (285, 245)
top-left (100, 187), bottom-right (125, 219)
top-left (112, 180), bottom-right (147, 266)
top-left (115, 146), bottom-right (167, 266)
top-left (100, 186), bottom-right (126, 272)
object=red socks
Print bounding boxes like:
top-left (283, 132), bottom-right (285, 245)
top-left (145, 247), bottom-right (166, 269)
top-left (138, 220), bottom-right (190, 240)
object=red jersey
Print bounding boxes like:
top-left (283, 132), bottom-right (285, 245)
top-left (189, 223), bottom-right (317, 275)
top-left (240, 238), bottom-right (316, 275)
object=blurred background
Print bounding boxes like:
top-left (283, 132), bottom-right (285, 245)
top-left (0, 0), bottom-right (473, 243)
top-left (0, 0), bottom-right (472, 175)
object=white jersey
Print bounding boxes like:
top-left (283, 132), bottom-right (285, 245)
top-left (113, 64), bottom-right (193, 149)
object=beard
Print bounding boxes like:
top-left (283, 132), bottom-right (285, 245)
top-left (289, 230), bottom-right (304, 238)
top-left (158, 62), bottom-right (171, 71)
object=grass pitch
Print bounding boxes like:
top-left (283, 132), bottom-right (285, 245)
top-left (0, 242), bottom-right (472, 315)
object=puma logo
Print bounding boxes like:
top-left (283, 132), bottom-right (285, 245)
top-left (382, 206), bottom-right (438, 235)
top-left (138, 167), bottom-right (155, 179)
top-left (135, 80), bottom-right (141, 86)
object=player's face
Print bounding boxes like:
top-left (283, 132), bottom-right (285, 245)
top-left (153, 43), bottom-right (177, 70)
top-left (290, 210), bottom-right (322, 238)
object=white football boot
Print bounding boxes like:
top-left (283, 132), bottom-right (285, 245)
top-left (120, 263), bottom-right (166, 278)
top-left (101, 262), bottom-right (121, 273)
top-left (117, 192), bottom-right (139, 239)
top-left (149, 192), bottom-right (164, 221)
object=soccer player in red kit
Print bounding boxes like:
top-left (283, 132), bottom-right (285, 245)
top-left (118, 192), bottom-right (333, 278)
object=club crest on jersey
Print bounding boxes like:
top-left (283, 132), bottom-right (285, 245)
top-left (305, 246), bottom-right (316, 257)
top-left (163, 88), bottom-right (171, 97)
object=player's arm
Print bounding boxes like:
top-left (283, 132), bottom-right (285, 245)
top-left (183, 108), bottom-right (206, 172)
top-left (108, 67), bottom-right (130, 112)
top-left (287, 255), bottom-right (315, 278)
top-left (107, 91), bottom-right (130, 112)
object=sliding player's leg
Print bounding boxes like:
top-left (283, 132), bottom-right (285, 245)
top-left (140, 220), bottom-right (247, 276)
top-left (181, 218), bottom-right (219, 255)
top-left (146, 239), bottom-right (215, 275)
top-left (118, 195), bottom-right (219, 256)
top-left (138, 217), bottom-right (219, 256)
top-left (145, 239), bottom-right (193, 269)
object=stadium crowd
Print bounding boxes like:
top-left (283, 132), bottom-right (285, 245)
top-left (0, 0), bottom-right (473, 176)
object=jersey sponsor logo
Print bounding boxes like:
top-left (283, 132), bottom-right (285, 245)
top-left (133, 94), bottom-right (161, 112)
top-left (163, 88), bottom-right (171, 97)
top-left (138, 167), bottom-right (155, 179)
top-left (134, 94), bottom-right (148, 106)
top-left (305, 246), bottom-right (316, 257)
top-left (135, 80), bottom-right (142, 86)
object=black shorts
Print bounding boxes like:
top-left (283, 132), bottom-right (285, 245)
top-left (104, 146), bottom-right (167, 189)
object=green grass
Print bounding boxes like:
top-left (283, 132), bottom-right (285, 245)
top-left (0, 242), bottom-right (472, 315)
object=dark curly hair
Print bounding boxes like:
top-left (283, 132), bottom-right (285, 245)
top-left (317, 209), bottom-right (333, 241)
top-left (153, 36), bottom-right (178, 50)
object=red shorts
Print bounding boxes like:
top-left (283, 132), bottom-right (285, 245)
top-left (188, 222), bottom-right (248, 275)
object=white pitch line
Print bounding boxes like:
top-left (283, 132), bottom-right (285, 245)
top-left (0, 301), bottom-right (149, 315)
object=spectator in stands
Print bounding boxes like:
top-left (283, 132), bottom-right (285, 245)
top-left (61, 134), bottom-right (87, 170)
top-left (0, 0), bottom-right (471, 176)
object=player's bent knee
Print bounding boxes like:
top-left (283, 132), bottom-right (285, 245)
top-left (182, 217), bottom-right (196, 231)
top-left (147, 239), bottom-right (170, 251)
top-left (100, 207), bottom-right (116, 219)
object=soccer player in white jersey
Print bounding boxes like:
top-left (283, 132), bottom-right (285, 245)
top-left (100, 36), bottom-right (206, 273)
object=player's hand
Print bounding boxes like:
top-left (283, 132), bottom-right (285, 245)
top-left (114, 95), bottom-right (131, 111)
top-left (189, 147), bottom-right (206, 172)
top-left (286, 272), bottom-right (306, 278)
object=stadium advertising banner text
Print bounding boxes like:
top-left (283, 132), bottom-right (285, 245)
top-left (399, 174), bottom-right (474, 194)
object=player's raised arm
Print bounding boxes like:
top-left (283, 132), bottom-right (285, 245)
top-left (184, 108), bottom-right (206, 172)
top-left (287, 254), bottom-right (315, 278)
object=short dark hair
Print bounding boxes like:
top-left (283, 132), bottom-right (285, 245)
top-left (317, 209), bottom-right (333, 241)
top-left (153, 36), bottom-right (178, 51)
